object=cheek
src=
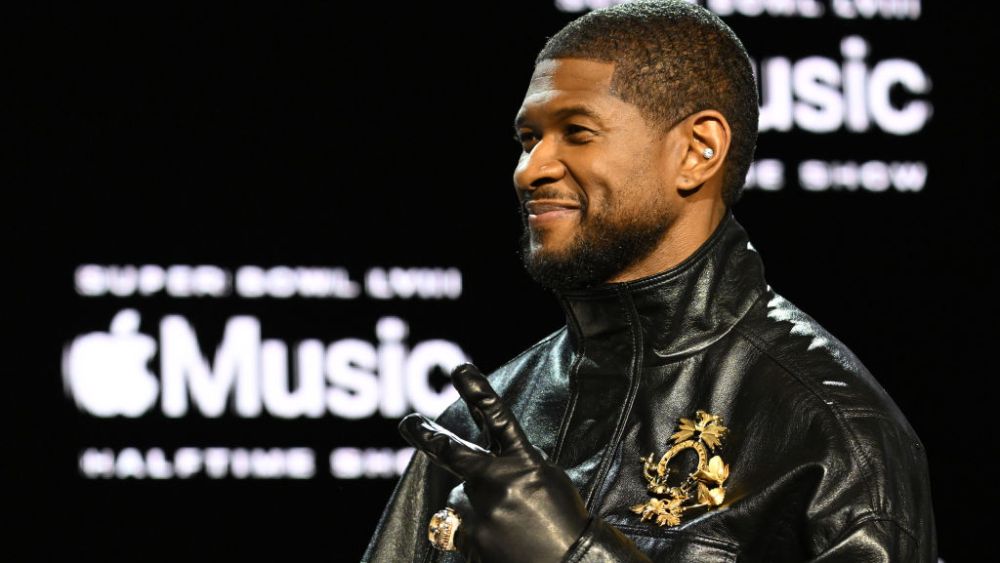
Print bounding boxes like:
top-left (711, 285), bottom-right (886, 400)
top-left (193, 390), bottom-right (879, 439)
top-left (591, 160), bottom-right (648, 203)
top-left (613, 166), bottom-right (672, 217)
top-left (570, 158), bottom-right (618, 204)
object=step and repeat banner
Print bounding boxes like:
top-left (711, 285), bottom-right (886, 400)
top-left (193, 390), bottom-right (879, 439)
top-left (19, 1), bottom-right (991, 561)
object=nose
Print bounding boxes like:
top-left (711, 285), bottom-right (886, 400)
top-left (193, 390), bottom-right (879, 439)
top-left (513, 138), bottom-right (566, 195)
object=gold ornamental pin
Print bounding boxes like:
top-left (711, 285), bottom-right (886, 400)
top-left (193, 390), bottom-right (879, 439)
top-left (631, 410), bottom-right (731, 527)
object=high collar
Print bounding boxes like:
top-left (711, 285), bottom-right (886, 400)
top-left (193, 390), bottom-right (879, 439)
top-left (556, 214), bottom-right (767, 364)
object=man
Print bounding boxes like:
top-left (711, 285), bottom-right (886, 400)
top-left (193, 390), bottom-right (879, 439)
top-left (364, 1), bottom-right (935, 561)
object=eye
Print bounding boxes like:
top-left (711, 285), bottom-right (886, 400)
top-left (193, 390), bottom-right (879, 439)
top-left (564, 124), bottom-right (595, 144)
top-left (514, 130), bottom-right (540, 151)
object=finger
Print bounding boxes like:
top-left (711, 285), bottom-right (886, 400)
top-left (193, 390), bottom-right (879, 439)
top-left (451, 363), bottom-right (533, 456)
top-left (447, 486), bottom-right (476, 556)
top-left (398, 413), bottom-right (491, 480)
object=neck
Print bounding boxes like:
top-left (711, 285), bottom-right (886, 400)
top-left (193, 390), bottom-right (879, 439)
top-left (608, 199), bottom-right (728, 283)
top-left (558, 214), bottom-right (766, 361)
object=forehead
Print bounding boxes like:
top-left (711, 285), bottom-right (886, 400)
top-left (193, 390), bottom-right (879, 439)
top-left (526, 58), bottom-right (615, 97)
top-left (517, 58), bottom-right (619, 120)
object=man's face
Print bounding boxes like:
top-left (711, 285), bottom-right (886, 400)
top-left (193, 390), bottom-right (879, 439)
top-left (513, 58), bottom-right (684, 290)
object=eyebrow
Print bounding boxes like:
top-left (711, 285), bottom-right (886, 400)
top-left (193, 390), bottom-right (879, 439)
top-left (514, 105), bottom-right (605, 129)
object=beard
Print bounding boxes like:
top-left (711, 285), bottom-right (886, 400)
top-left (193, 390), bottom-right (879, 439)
top-left (519, 199), bottom-right (671, 291)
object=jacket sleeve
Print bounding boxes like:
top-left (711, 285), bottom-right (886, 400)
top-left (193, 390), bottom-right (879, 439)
top-left (805, 516), bottom-right (927, 563)
top-left (563, 515), bottom-right (929, 563)
top-left (562, 518), bottom-right (652, 563)
top-left (362, 450), bottom-right (461, 563)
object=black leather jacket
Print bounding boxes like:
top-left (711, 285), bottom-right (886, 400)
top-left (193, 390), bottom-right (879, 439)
top-left (364, 215), bottom-right (936, 562)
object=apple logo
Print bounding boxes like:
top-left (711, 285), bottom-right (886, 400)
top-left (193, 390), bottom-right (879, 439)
top-left (63, 309), bottom-right (159, 417)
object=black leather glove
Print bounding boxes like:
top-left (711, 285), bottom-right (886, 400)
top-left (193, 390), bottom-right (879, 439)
top-left (398, 363), bottom-right (590, 563)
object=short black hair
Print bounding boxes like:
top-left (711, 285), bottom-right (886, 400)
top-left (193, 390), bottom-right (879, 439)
top-left (536, 0), bottom-right (758, 206)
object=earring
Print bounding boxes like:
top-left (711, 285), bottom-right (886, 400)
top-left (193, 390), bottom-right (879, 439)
top-left (702, 148), bottom-right (715, 159)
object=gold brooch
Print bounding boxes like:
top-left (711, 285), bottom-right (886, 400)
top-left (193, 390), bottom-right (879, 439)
top-left (631, 410), bottom-right (730, 526)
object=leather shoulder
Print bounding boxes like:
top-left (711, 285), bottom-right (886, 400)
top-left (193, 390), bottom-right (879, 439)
top-left (734, 289), bottom-right (916, 435)
top-left (728, 290), bottom-right (934, 555)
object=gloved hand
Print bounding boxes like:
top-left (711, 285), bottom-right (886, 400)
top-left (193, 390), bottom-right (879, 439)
top-left (398, 363), bottom-right (590, 563)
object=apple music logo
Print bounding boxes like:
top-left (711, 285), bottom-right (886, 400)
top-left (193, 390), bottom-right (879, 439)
top-left (63, 309), bottom-right (159, 417)
top-left (63, 310), bottom-right (467, 420)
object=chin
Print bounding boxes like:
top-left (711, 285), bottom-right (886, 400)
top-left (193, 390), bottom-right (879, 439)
top-left (528, 242), bottom-right (572, 264)
top-left (529, 230), bottom-right (575, 256)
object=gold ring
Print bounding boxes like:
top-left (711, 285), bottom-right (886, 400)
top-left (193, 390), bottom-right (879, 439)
top-left (428, 507), bottom-right (461, 552)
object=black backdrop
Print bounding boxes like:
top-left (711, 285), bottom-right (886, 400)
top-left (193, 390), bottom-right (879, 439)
top-left (12, 1), bottom-right (998, 561)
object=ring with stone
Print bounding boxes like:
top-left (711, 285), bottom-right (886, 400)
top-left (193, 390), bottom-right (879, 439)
top-left (428, 507), bottom-right (461, 551)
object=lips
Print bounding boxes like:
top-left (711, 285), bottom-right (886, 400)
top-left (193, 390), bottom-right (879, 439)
top-left (524, 200), bottom-right (581, 216)
top-left (524, 199), bottom-right (581, 227)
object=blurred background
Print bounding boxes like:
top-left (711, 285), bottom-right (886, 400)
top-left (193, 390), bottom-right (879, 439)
top-left (11, 0), bottom-right (996, 561)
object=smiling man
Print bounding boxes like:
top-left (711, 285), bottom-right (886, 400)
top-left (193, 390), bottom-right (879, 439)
top-left (514, 56), bottom-right (729, 288)
top-left (364, 2), bottom-right (935, 562)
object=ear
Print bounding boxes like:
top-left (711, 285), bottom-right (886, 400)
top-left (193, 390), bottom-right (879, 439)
top-left (676, 110), bottom-right (731, 194)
